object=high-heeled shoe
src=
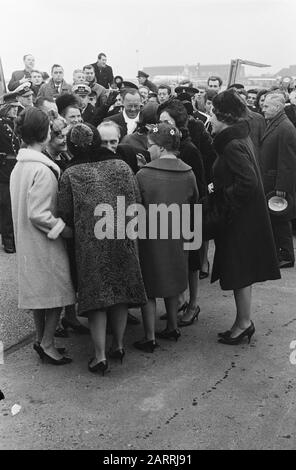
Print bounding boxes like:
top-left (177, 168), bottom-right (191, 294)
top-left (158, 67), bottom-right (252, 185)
top-left (217, 330), bottom-right (231, 338)
top-left (199, 261), bottom-right (210, 280)
top-left (38, 345), bottom-right (72, 365)
top-left (108, 348), bottom-right (125, 364)
top-left (61, 317), bottom-right (89, 335)
top-left (218, 321), bottom-right (255, 345)
top-left (178, 305), bottom-right (200, 327)
top-left (88, 358), bottom-right (109, 375)
top-left (160, 302), bottom-right (188, 321)
top-left (33, 342), bottom-right (66, 359)
top-left (155, 328), bottom-right (181, 341)
top-left (133, 339), bottom-right (159, 353)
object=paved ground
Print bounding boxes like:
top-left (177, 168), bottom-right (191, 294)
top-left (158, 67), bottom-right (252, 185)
top-left (1, 241), bottom-right (296, 450)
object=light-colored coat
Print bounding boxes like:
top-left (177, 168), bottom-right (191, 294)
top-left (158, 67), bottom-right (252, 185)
top-left (10, 148), bottom-right (75, 309)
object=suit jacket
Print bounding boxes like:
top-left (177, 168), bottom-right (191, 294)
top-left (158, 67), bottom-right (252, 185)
top-left (245, 108), bottom-right (266, 161)
top-left (285, 104), bottom-right (296, 128)
top-left (91, 63), bottom-right (113, 88)
top-left (37, 79), bottom-right (72, 101)
top-left (8, 70), bottom-right (32, 91)
top-left (259, 110), bottom-right (296, 219)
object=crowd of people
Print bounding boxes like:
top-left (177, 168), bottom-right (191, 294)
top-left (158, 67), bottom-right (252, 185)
top-left (1, 52), bottom-right (296, 374)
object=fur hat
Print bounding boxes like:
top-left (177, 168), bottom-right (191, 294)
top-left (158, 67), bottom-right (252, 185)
top-left (212, 89), bottom-right (247, 123)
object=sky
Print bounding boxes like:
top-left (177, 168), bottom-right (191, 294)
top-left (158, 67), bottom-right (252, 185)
top-left (0, 0), bottom-right (295, 82)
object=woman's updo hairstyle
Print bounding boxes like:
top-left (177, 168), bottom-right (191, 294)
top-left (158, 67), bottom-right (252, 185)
top-left (67, 122), bottom-right (101, 160)
top-left (15, 107), bottom-right (50, 145)
top-left (212, 89), bottom-right (247, 124)
top-left (157, 99), bottom-right (188, 129)
top-left (148, 122), bottom-right (180, 152)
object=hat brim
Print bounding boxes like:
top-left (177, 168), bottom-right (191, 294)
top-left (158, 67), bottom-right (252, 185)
top-left (266, 191), bottom-right (292, 216)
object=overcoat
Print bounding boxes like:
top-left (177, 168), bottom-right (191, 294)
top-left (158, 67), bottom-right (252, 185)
top-left (258, 110), bottom-right (296, 221)
top-left (37, 79), bottom-right (72, 101)
top-left (8, 70), bottom-right (31, 91)
top-left (211, 120), bottom-right (281, 290)
top-left (58, 155), bottom-right (147, 315)
top-left (10, 149), bottom-right (75, 309)
top-left (137, 158), bottom-right (199, 298)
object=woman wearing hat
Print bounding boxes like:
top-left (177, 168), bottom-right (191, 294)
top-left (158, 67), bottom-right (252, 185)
top-left (208, 89), bottom-right (280, 345)
top-left (58, 123), bottom-right (147, 374)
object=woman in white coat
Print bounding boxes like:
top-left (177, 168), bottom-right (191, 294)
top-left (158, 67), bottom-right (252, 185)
top-left (10, 107), bottom-right (75, 365)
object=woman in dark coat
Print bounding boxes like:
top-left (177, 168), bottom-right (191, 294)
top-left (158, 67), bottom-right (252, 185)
top-left (58, 123), bottom-right (147, 373)
top-left (134, 123), bottom-right (199, 351)
top-left (158, 100), bottom-right (206, 326)
top-left (209, 90), bottom-right (281, 345)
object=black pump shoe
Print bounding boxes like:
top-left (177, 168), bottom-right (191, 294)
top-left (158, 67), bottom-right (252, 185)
top-left (133, 339), bottom-right (158, 353)
top-left (217, 330), bottom-right (232, 339)
top-left (33, 342), bottom-right (66, 359)
top-left (108, 348), bottom-right (125, 364)
top-left (88, 358), bottom-right (109, 375)
top-left (38, 345), bottom-right (72, 365)
top-left (178, 305), bottom-right (200, 327)
top-left (155, 328), bottom-right (181, 342)
top-left (218, 322), bottom-right (255, 345)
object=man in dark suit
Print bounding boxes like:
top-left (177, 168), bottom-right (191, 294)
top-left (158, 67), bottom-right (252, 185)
top-left (37, 64), bottom-right (72, 101)
top-left (259, 92), bottom-right (296, 268)
top-left (104, 88), bottom-right (141, 138)
top-left (91, 53), bottom-right (113, 89)
top-left (285, 90), bottom-right (296, 128)
top-left (8, 54), bottom-right (35, 91)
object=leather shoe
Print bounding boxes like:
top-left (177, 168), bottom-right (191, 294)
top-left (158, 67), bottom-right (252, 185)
top-left (278, 259), bottom-right (294, 269)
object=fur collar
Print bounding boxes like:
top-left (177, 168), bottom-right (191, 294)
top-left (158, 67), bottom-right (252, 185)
top-left (213, 119), bottom-right (250, 154)
top-left (143, 157), bottom-right (192, 172)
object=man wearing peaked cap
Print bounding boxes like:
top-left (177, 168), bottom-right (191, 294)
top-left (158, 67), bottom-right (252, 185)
top-left (0, 91), bottom-right (19, 107)
top-left (72, 83), bottom-right (91, 96)
top-left (0, 90), bottom-right (21, 253)
top-left (73, 83), bottom-right (101, 127)
top-left (137, 70), bottom-right (157, 93)
top-left (14, 81), bottom-right (34, 111)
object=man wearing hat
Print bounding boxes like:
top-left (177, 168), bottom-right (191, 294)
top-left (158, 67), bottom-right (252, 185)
top-left (260, 92), bottom-right (296, 268)
top-left (0, 92), bottom-right (21, 253)
top-left (14, 82), bottom-right (34, 112)
top-left (137, 71), bottom-right (157, 93)
top-left (72, 83), bottom-right (100, 126)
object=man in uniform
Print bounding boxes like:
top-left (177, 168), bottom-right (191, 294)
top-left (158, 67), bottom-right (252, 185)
top-left (0, 92), bottom-right (21, 252)
top-left (14, 82), bottom-right (34, 112)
